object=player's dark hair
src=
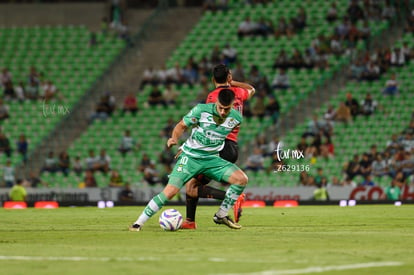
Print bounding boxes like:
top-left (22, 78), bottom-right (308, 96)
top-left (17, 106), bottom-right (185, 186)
top-left (218, 89), bottom-right (235, 106)
top-left (213, 64), bottom-right (230, 84)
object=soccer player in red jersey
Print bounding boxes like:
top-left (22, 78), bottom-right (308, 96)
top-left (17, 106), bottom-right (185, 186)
top-left (181, 64), bottom-right (255, 229)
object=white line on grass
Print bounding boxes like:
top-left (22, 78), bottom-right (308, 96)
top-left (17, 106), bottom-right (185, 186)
top-left (216, 261), bottom-right (403, 275)
top-left (0, 255), bottom-right (273, 264)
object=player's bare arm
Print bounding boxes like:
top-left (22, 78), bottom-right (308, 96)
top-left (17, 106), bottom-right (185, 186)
top-left (230, 80), bottom-right (255, 99)
top-left (167, 120), bottom-right (188, 148)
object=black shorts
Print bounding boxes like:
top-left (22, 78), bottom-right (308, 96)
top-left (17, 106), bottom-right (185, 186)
top-left (219, 139), bottom-right (239, 164)
top-left (196, 139), bottom-right (239, 185)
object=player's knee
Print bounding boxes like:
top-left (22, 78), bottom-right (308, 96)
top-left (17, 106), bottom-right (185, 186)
top-left (233, 171), bottom-right (248, 186)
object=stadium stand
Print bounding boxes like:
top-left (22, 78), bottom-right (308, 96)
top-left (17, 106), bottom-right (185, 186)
top-left (42, 0), bottom-right (407, 188)
top-left (0, 26), bottom-right (126, 170)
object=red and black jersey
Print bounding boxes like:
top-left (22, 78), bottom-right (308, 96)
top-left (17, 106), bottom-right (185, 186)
top-left (206, 86), bottom-right (249, 142)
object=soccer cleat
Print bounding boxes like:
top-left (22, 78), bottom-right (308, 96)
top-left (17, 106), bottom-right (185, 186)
top-left (128, 224), bottom-right (142, 232)
top-left (213, 214), bottom-right (242, 229)
top-left (233, 193), bottom-right (245, 223)
top-left (180, 219), bottom-right (197, 230)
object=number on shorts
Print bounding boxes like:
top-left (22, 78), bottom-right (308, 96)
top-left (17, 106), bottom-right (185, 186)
top-left (180, 156), bottom-right (188, 165)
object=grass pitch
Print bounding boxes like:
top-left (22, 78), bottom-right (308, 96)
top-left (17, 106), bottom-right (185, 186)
top-left (1, 205), bottom-right (413, 275)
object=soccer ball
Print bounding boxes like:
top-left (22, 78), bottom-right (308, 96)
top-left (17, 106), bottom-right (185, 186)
top-left (159, 209), bottom-right (183, 231)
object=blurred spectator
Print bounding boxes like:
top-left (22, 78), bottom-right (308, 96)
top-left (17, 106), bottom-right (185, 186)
top-left (326, 2), bottom-right (338, 22)
top-left (271, 69), bottom-right (290, 90)
top-left (0, 68), bottom-right (12, 88)
top-left (84, 170), bottom-right (97, 188)
top-left (345, 93), bottom-right (360, 117)
top-left (313, 180), bottom-right (329, 201)
top-left (16, 134), bottom-right (28, 163)
top-left (121, 93), bottom-right (138, 115)
top-left (290, 49), bottom-right (305, 69)
top-left (90, 96), bottom-right (114, 122)
top-left (159, 145), bottom-right (175, 167)
top-left (320, 137), bottom-right (334, 159)
top-left (27, 171), bottom-right (45, 188)
top-left (383, 73), bottom-right (399, 95)
top-left (314, 167), bottom-right (328, 186)
top-left (294, 7), bottom-right (307, 31)
top-left (58, 151), bottom-right (70, 176)
top-left (347, 0), bottom-right (365, 23)
top-left (344, 154), bottom-right (361, 180)
top-left (0, 132), bottom-right (12, 158)
top-left (390, 48), bottom-right (406, 67)
top-left (3, 159), bottom-right (15, 187)
top-left (85, 149), bottom-right (98, 171)
top-left (160, 118), bottom-right (175, 139)
top-left (237, 16), bottom-right (258, 38)
top-left (265, 95), bottom-right (280, 123)
top-left (41, 80), bottom-right (58, 102)
top-left (299, 171), bottom-right (311, 185)
top-left (3, 81), bottom-right (15, 100)
top-left (148, 86), bottom-right (167, 107)
top-left (386, 134), bottom-right (401, 155)
top-left (138, 153), bottom-right (152, 172)
top-left (303, 114), bottom-right (332, 139)
top-left (222, 43), bottom-right (238, 65)
top-left (163, 83), bottom-right (179, 106)
top-left (140, 67), bottom-right (157, 89)
top-left (41, 151), bottom-right (58, 174)
top-left (361, 62), bottom-right (380, 81)
top-left (245, 147), bottom-right (265, 172)
top-left (360, 93), bottom-right (378, 116)
top-left (349, 59), bottom-right (365, 80)
top-left (25, 81), bottom-right (39, 100)
top-left (202, 0), bottom-right (228, 12)
top-left (324, 105), bottom-right (337, 128)
top-left (405, 9), bottom-right (414, 33)
top-left (401, 132), bottom-right (414, 152)
top-left (143, 162), bottom-right (160, 186)
top-left (109, 170), bottom-right (124, 187)
top-left (359, 153), bottom-right (372, 178)
top-left (381, 1), bottom-right (396, 20)
top-left (8, 179), bottom-right (26, 201)
top-left (272, 49), bottom-right (290, 70)
top-left (360, 174), bottom-right (375, 186)
top-left (381, 180), bottom-right (402, 200)
top-left (73, 156), bottom-right (83, 176)
top-left (95, 149), bottom-right (111, 174)
top-left (14, 81), bottom-right (25, 102)
top-left (119, 129), bottom-right (139, 157)
top-left (232, 62), bottom-right (246, 82)
top-left (118, 183), bottom-right (134, 202)
top-left (267, 136), bottom-right (283, 157)
top-left (0, 99), bottom-right (10, 121)
top-left (251, 95), bottom-right (265, 119)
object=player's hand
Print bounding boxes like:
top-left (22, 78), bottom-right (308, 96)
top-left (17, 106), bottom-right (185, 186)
top-left (167, 138), bottom-right (177, 148)
top-left (174, 149), bottom-right (182, 159)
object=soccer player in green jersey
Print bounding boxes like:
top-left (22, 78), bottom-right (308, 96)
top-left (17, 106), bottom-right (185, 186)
top-left (129, 89), bottom-right (248, 231)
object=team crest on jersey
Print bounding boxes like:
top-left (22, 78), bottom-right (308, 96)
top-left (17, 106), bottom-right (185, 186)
top-left (227, 118), bottom-right (237, 128)
top-left (177, 165), bottom-right (183, 172)
top-left (191, 117), bottom-right (198, 124)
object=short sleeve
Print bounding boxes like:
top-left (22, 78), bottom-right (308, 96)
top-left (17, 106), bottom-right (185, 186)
top-left (182, 104), bottom-right (201, 127)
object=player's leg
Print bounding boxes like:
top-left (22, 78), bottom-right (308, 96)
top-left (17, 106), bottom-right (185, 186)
top-left (202, 157), bottom-right (248, 229)
top-left (129, 153), bottom-right (197, 231)
top-left (213, 169), bottom-right (248, 228)
top-left (129, 184), bottom-right (180, 231)
top-left (182, 176), bottom-right (227, 229)
top-left (183, 139), bottom-right (237, 227)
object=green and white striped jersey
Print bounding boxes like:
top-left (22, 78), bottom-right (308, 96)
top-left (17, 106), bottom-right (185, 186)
top-left (181, 103), bottom-right (242, 158)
